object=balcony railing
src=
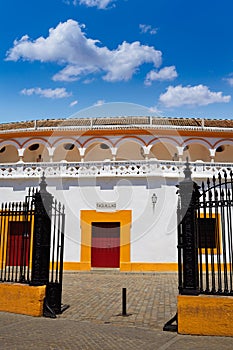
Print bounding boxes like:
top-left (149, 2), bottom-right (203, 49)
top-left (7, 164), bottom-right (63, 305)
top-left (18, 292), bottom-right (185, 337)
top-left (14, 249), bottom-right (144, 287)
top-left (0, 160), bottom-right (232, 179)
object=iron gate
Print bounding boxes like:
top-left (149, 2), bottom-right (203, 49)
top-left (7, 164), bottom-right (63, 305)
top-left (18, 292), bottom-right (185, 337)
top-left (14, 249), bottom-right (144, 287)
top-left (0, 174), bottom-right (66, 317)
top-left (177, 162), bottom-right (233, 296)
top-left (164, 161), bottom-right (233, 332)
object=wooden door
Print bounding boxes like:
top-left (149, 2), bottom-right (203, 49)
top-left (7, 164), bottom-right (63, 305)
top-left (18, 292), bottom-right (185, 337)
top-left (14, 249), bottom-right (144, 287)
top-left (91, 222), bottom-right (120, 268)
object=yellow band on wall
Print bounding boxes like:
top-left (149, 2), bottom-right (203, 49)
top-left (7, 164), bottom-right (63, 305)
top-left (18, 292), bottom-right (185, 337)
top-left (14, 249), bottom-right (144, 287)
top-left (63, 261), bottom-right (178, 272)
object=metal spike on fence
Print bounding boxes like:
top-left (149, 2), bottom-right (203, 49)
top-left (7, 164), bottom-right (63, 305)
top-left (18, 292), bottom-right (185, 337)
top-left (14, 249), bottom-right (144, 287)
top-left (201, 181), bottom-right (205, 193)
top-left (213, 175), bottom-right (216, 188)
top-left (209, 188), bottom-right (212, 200)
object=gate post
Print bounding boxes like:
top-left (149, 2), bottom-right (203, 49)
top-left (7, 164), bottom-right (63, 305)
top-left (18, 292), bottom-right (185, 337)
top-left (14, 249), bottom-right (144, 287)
top-left (31, 174), bottom-right (53, 286)
top-left (178, 161), bottom-right (200, 295)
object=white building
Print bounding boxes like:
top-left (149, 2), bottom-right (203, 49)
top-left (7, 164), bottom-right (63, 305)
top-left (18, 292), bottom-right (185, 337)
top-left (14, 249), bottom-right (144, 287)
top-left (0, 116), bottom-right (233, 272)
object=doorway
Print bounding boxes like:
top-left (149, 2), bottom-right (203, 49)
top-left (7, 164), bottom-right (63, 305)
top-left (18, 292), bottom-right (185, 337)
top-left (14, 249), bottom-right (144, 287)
top-left (91, 222), bottom-right (120, 268)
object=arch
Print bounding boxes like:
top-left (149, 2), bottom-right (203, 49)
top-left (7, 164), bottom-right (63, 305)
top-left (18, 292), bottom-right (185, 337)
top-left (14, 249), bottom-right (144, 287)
top-left (115, 136), bottom-right (146, 148)
top-left (52, 137), bottom-right (82, 149)
top-left (214, 141), bottom-right (233, 163)
top-left (213, 139), bottom-right (233, 148)
top-left (0, 144), bottom-right (19, 163)
top-left (84, 141), bottom-right (112, 162)
top-left (22, 137), bottom-right (51, 149)
top-left (149, 141), bottom-right (178, 161)
top-left (182, 138), bottom-right (212, 148)
top-left (83, 137), bottom-right (114, 149)
top-left (149, 137), bottom-right (181, 148)
top-left (23, 141), bottom-right (50, 162)
top-left (53, 142), bottom-right (81, 162)
top-left (182, 142), bottom-right (210, 162)
top-left (0, 140), bottom-right (21, 149)
top-left (116, 140), bottom-right (145, 161)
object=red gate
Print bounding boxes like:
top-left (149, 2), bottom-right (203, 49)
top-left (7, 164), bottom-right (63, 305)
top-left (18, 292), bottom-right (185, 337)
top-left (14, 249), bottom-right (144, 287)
top-left (91, 222), bottom-right (120, 268)
top-left (7, 221), bottom-right (31, 267)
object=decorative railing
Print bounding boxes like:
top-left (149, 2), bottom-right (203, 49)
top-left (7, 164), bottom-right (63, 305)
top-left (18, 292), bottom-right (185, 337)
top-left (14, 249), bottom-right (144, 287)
top-left (0, 160), bottom-right (232, 179)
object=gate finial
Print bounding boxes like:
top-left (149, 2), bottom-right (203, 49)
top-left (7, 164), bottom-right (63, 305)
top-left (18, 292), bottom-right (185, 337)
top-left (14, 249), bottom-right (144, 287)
top-left (39, 172), bottom-right (47, 193)
top-left (183, 157), bottom-right (192, 180)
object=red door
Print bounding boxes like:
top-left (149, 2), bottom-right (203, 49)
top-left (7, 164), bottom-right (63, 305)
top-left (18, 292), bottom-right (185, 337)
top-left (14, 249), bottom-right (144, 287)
top-left (7, 221), bottom-right (31, 266)
top-left (91, 222), bottom-right (120, 268)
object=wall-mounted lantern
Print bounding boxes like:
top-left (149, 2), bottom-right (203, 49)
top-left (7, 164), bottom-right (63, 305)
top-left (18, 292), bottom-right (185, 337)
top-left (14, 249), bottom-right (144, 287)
top-left (152, 193), bottom-right (157, 211)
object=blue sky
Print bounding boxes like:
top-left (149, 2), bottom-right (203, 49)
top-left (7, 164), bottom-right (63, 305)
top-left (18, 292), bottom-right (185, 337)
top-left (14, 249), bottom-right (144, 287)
top-left (1, 0), bottom-right (233, 122)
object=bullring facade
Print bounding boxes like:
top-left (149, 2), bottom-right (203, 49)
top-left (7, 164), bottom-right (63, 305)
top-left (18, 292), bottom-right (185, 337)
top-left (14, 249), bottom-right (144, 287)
top-left (0, 116), bottom-right (233, 271)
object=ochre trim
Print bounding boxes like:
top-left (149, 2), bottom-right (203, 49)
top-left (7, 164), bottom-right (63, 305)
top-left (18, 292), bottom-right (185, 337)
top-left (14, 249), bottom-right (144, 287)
top-left (2, 127), bottom-right (233, 140)
top-left (63, 262), bottom-right (178, 272)
top-left (178, 295), bottom-right (233, 336)
top-left (80, 210), bottom-right (132, 270)
top-left (121, 262), bottom-right (178, 272)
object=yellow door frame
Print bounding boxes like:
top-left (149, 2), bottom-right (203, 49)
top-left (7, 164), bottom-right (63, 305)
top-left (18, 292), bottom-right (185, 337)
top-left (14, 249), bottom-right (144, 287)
top-left (80, 210), bottom-right (132, 270)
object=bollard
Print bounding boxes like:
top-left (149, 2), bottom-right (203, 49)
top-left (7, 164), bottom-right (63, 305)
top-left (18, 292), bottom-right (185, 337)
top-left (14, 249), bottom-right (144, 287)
top-left (122, 287), bottom-right (127, 316)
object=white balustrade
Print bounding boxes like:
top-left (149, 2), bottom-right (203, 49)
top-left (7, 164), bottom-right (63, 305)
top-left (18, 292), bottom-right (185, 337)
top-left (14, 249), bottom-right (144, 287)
top-left (0, 160), bottom-right (232, 179)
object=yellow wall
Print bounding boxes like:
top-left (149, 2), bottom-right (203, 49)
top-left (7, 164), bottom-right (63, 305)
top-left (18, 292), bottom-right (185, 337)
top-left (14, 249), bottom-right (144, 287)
top-left (0, 284), bottom-right (46, 317)
top-left (178, 295), bottom-right (233, 336)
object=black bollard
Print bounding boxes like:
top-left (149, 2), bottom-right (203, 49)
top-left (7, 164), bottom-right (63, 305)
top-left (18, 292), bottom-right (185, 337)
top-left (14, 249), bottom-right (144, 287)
top-left (122, 288), bottom-right (127, 316)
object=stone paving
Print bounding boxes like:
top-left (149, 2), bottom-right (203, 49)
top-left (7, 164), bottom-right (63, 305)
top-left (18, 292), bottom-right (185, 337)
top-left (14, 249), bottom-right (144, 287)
top-left (0, 271), bottom-right (233, 349)
top-left (60, 271), bottom-right (178, 329)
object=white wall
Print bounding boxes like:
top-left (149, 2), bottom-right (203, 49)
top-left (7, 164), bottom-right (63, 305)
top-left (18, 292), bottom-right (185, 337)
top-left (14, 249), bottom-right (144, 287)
top-left (0, 175), bottom-right (179, 264)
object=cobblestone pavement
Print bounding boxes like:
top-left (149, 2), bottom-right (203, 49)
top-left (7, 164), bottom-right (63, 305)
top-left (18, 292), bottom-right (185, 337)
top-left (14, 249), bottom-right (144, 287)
top-left (60, 272), bottom-right (178, 330)
top-left (0, 272), bottom-right (233, 349)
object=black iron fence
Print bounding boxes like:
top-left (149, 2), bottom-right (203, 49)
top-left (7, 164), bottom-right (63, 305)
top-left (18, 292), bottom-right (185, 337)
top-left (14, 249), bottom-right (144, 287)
top-left (0, 175), bottom-right (66, 316)
top-left (0, 191), bottom-right (34, 284)
top-left (178, 162), bottom-right (233, 296)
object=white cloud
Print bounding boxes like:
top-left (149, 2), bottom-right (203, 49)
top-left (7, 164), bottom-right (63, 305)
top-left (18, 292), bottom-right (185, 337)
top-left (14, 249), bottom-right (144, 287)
top-left (94, 99), bottom-right (105, 106)
top-left (70, 100), bottom-right (78, 107)
top-left (21, 87), bottom-right (71, 99)
top-left (6, 19), bottom-right (162, 83)
top-left (71, 0), bottom-right (115, 9)
top-left (145, 66), bottom-right (177, 85)
top-left (224, 77), bottom-right (233, 86)
top-left (139, 24), bottom-right (157, 35)
top-left (159, 84), bottom-right (231, 107)
top-left (148, 106), bottom-right (163, 115)
top-left (83, 78), bottom-right (95, 84)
